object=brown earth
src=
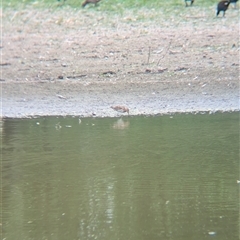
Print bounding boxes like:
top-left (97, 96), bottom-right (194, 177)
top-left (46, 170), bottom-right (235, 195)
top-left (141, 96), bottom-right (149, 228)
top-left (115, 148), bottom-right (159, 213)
top-left (1, 5), bottom-right (239, 118)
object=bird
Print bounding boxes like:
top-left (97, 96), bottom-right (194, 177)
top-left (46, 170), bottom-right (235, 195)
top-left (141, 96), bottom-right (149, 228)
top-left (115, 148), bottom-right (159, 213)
top-left (111, 106), bottom-right (129, 115)
top-left (216, 0), bottom-right (231, 17)
top-left (185, 0), bottom-right (194, 7)
top-left (230, 0), bottom-right (238, 8)
top-left (82, 0), bottom-right (101, 7)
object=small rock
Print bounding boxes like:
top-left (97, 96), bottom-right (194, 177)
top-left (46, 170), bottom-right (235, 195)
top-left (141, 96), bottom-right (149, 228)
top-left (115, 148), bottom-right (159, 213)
top-left (56, 94), bottom-right (66, 99)
top-left (208, 231), bottom-right (216, 236)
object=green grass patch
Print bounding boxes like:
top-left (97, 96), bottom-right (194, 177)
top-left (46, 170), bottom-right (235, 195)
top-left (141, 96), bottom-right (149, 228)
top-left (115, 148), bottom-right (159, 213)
top-left (3, 0), bottom-right (219, 10)
top-left (3, 0), bottom-right (230, 25)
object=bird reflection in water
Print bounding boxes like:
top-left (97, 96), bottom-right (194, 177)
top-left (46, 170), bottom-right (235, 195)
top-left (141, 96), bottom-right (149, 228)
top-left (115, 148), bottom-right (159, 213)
top-left (112, 118), bottom-right (130, 130)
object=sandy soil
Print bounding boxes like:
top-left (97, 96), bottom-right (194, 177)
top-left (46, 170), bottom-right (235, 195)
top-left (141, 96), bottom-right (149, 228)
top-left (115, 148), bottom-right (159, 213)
top-left (1, 5), bottom-right (239, 118)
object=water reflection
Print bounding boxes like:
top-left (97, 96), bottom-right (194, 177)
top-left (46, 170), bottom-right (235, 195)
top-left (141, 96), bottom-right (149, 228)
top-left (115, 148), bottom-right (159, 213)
top-left (112, 118), bottom-right (130, 130)
top-left (2, 113), bottom-right (239, 240)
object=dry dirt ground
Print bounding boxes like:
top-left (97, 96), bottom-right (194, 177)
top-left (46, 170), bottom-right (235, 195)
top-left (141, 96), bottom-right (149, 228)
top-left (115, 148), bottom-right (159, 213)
top-left (1, 5), bottom-right (239, 118)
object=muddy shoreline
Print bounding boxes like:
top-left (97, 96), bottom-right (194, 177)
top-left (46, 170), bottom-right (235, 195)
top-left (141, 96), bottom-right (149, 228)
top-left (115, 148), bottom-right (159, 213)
top-left (2, 76), bottom-right (239, 118)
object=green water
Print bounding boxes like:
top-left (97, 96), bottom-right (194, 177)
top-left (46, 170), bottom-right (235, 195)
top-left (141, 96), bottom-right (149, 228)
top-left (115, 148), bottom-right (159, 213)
top-left (2, 113), bottom-right (239, 240)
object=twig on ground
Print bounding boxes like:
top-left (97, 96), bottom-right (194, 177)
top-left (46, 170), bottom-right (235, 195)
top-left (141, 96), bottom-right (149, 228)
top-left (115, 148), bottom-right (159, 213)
top-left (157, 40), bottom-right (172, 66)
top-left (147, 46), bottom-right (151, 65)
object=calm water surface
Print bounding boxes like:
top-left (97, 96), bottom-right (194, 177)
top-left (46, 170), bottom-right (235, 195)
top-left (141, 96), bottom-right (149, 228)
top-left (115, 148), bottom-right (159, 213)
top-left (2, 113), bottom-right (239, 240)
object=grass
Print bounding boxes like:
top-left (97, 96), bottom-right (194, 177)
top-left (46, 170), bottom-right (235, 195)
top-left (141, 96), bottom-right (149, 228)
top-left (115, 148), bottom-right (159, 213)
top-left (2, 0), bottom-right (238, 27)
top-left (2, 0), bottom-right (220, 10)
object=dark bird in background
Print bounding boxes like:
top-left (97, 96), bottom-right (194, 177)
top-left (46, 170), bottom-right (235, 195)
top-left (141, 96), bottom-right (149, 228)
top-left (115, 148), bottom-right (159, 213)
top-left (185, 0), bottom-right (194, 7)
top-left (82, 0), bottom-right (101, 7)
top-left (216, 0), bottom-right (231, 17)
top-left (229, 0), bottom-right (238, 8)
